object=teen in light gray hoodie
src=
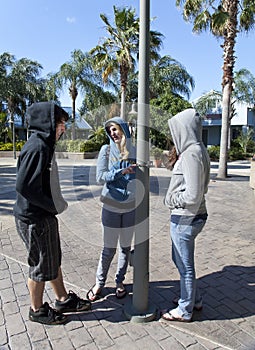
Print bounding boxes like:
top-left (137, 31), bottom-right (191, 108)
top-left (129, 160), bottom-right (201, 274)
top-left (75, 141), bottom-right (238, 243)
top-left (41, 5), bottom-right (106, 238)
top-left (161, 108), bottom-right (210, 322)
top-left (87, 117), bottom-right (137, 301)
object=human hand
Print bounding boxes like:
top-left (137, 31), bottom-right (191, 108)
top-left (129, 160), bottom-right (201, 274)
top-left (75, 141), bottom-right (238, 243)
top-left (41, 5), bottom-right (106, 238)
top-left (121, 164), bottom-right (137, 175)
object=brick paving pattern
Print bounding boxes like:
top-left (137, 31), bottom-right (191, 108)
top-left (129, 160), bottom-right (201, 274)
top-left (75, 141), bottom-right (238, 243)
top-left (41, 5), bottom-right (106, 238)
top-left (0, 157), bottom-right (255, 350)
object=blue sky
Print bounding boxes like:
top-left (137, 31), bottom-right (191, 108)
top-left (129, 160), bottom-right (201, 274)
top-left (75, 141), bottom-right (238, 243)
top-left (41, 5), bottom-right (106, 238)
top-left (1, 0), bottom-right (255, 108)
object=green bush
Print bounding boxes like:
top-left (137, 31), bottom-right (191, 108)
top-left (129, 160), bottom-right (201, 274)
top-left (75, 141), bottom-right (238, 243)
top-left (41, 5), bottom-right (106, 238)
top-left (247, 139), bottom-right (255, 154)
top-left (16, 141), bottom-right (26, 151)
top-left (82, 139), bottom-right (103, 152)
top-left (207, 145), bottom-right (220, 161)
top-left (228, 147), bottom-right (245, 161)
top-left (150, 146), bottom-right (163, 159)
top-left (88, 127), bottom-right (108, 145)
top-left (0, 141), bottom-right (26, 151)
top-left (0, 142), bottom-right (13, 151)
top-left (207, 143), bottom-right (250, 161)
top-left (55, 140), bottom-right (69, 152)
top-left (55, 139), bottom-right (103, 153)
top-left (66, 140), bottom-right (85, 152)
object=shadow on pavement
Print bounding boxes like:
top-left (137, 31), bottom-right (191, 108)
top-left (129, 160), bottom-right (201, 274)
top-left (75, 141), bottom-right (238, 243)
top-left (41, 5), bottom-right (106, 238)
top-left (150, 264), bottom-right (255, 322)
top-left (66, 265), bottom-right (255, 324)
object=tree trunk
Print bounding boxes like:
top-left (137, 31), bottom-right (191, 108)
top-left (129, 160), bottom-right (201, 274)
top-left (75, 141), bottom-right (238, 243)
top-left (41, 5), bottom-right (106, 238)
top-left (120, 87), bottom-right (126, 120)
top-left (71, 97), bottom-right (76, 140)
top-left (120, 65), bottom-right (128, 121)
top-left (217, 83), bottom-right (231, 178)
top-left (217, 0), bottom-right (238, 179)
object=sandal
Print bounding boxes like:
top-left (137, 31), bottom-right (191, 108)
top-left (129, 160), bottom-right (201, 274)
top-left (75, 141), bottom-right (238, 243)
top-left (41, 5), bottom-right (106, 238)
top-left (161, 308), bottom-right (191, 323)
top-left (86, 285), bottom-right (102, 302)
top-left (115, 284), bottom-right (127, 299)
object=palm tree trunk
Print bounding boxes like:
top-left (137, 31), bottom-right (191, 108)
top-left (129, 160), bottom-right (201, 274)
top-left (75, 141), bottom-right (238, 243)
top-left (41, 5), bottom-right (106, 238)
top-left (218, 83), bottom-right (231, 178)
top-left (120, 87), bottom-right (126, 120)
top-left (217, 0), bottom-right (238, 179)
top-left (72, 98), bottom-right (76, 140)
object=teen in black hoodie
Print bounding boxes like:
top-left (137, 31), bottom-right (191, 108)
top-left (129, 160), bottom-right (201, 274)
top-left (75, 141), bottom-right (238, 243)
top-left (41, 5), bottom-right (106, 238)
top-left (14, 102), bottom-right (91, 325)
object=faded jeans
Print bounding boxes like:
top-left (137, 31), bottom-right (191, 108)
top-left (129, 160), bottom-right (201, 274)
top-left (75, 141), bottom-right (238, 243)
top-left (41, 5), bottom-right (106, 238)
top-left (96, 207), bottom-right (135, 287)
top-left (170, 215), bottom-right (207, 320)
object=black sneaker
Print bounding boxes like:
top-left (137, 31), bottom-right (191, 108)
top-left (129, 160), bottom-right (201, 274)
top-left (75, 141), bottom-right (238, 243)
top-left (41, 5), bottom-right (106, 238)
top-left (29, 302), bottom-right (67, 325)
top-left (55, 290), bottom-right (91, 313)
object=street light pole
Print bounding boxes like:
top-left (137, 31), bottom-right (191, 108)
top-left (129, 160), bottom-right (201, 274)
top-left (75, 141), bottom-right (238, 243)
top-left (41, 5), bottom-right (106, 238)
top-left (124, 0), bottom-right (156, 323)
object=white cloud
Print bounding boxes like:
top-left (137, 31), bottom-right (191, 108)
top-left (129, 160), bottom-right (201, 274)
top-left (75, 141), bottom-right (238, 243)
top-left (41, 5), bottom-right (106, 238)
top-left (66, 17), bottom-right (76, 24)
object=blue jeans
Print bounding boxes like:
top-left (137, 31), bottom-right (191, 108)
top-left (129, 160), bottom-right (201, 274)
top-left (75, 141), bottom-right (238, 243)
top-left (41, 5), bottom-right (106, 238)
top-left (96, 208), bottom-right (135, 287)
top-left (170, 215), bottom-right (206, 319)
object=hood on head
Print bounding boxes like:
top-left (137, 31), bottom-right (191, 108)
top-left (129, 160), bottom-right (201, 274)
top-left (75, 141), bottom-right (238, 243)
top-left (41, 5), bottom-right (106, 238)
top-left (168, 108), bottom-right (203, 155)
top-left (26, 102), bottom-right (68, 146)
top-left (104, 116), bottom-right (131, 144)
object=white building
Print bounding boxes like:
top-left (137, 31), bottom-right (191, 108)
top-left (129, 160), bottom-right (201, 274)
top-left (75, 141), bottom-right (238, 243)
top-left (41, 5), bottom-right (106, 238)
top-left (194, 92), bottom-right (255, 147)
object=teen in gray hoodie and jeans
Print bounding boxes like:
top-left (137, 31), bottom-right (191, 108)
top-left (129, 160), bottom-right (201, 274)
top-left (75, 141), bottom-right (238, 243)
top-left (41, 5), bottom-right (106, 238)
top-left (161, 108), bottom-right (210, 322)
top-left (87, 117), bottom-right (136, 301)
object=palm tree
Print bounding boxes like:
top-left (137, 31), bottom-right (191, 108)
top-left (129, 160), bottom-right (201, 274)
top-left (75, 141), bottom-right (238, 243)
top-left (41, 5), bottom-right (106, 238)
top-left (79, 86), bottom-right (116, 130)
top-left (0, 53), bottom-right (43, 157)
top-left (193, 69), bottom-right (255, 151)
top-left (9, 57), bottom-right (42, 126)
top-left (193, 90), bottom-right (223, 117)
top-left (176, 0), bottom-right (255, 178)
top-left (90, 6), bottom-right (163, 120)
top-left (58, 50), bottom-right (100, 140)
top-left (234, 68), bottom-right (255, 106)
top-left (194, 69), bottom-right (255, 121)
top-left (42, 72), bottom-right (62, 103)
top-left (149, 55), bottom-right (195, 100)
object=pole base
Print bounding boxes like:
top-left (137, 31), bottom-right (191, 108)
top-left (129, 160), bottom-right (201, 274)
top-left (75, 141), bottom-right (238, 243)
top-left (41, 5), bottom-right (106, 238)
top-left (124, 299), bottom-right (157, 323)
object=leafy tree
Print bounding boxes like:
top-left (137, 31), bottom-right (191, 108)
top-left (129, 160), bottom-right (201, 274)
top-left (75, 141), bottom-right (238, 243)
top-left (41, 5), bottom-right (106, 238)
top-left (148, 55), bottom-right (193, 149)
top-left (176, 0), bottom-right (255, 178)
top-left (90, 6), bottom-right (163, 120)
top-left (0, 111), bottom-right (10, 143)
top-left (0, 53), bottom-right (14, 104)
top-left (150, 93), bottom-right (192, 149)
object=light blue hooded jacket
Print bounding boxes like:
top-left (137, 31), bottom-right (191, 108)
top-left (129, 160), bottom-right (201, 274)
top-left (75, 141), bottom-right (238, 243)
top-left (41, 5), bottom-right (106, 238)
top-left (96, 117), bottom-right (136, 210)
top-left (164, 108), bottom-right (210, 217)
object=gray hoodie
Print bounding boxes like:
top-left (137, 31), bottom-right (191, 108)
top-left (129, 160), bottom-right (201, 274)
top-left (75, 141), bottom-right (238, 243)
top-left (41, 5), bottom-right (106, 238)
top-left (164, 108), bottom-right (210, 217)
top-left (96, 117), bottom-right (136, 210)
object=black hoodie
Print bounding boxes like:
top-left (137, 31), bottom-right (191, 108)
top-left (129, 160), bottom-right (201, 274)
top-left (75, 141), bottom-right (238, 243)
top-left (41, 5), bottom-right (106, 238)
top-left (13, 102), bottom-right (68, 223)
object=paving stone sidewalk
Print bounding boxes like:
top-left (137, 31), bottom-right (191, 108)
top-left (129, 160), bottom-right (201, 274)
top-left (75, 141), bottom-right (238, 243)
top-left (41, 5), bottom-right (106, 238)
top-left (0, 157), bottom-right (255, 350)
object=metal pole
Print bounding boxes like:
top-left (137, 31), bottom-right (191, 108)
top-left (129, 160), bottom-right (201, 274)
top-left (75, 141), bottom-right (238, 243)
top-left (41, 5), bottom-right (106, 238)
top-left (124, 0), bottom-right (156, 323)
